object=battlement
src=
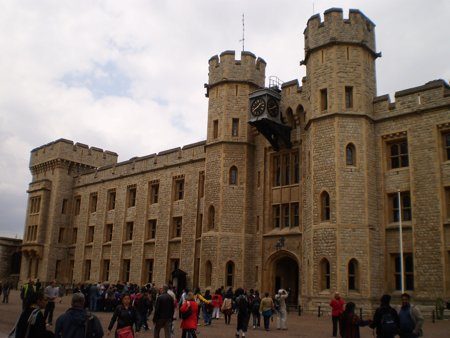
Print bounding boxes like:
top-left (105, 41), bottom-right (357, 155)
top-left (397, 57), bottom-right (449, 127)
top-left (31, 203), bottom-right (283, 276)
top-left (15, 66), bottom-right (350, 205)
top-left (304, 8), bottom-right (376, 57)
top-left (30, 138), bottom-right (118, 169)
top-left (208, 50), bottom-right (266, 88)
top-left (373, 79), bottom-right (450, 118)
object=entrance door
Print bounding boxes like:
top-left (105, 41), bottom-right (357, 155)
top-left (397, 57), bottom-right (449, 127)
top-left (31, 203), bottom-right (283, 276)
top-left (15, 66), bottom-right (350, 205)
top-left (274, 256), bottom-right (299, 306)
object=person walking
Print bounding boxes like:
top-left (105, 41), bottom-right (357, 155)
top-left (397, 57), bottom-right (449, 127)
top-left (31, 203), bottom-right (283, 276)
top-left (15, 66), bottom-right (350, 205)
top-left (397, 293), bottom-right (424, 338)
top-left (89, 283), bottom-right (100, 312)
top-left (370, 294), bottom-right (399, 338)
top-left (221, 289), bottom-right (233, 325)
top-left (134, 290), bottom-right (152, 331)
top-left (44, 280), bottom-right (60, 326)
top-left (2, 282), bottom-right (11, 303)
top-left (20, 279), bottom-right (36, 310)
top-left (339, 302), bottom-right (370, 338)
top-left (275, 289), bottom-right (289, 330)
top-left (202, 289), bottom-right (213, 326)
top-left (108, 293), bottom-right (140, 338)
top-left (180, 292), bottom-right (199, 338)
top-left (211, 289), bottom-right (223, 320)
top-left (234, 288), bottom-right (249, 337)
top-left (259, 292), bottom-right (274, 331)
top-left (330, 291), bottom-right (345, 337)
top-left (54, 292), bottom-right (104, 338)
top-left (250, 290), bottom-right (261, 329)
top-left (153, 285), bottom-right (175, 338)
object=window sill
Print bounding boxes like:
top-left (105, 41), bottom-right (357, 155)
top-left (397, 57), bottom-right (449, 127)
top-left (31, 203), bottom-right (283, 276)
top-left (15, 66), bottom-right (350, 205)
top-left (169, 237), bottom-right (181, 243)
top-left (386, 167), bottom-right (409, 174)
top-left (103, 241), bottom-right (112, 246)
top-left (122, 240), bottom-right (133, 245)
top-left (144, 239), bottom-right (156, 243)
top-left (263, 227), bottom-right (302, 237)
top-left (85, 243), bottom-right (93, 247)
top-left (272, 183), bottom-right (300, 189)
top-left (386, 221), bottom-right (412, 230)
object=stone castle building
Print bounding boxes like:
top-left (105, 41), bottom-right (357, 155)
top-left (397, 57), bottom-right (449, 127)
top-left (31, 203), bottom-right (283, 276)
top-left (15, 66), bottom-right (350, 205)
top-left (20, 8), bottom-right (450, 309)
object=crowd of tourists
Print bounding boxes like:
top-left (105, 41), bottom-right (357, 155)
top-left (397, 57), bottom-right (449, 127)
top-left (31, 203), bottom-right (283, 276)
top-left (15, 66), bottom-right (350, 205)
top-left (9, 278), bottom-right (426, 338)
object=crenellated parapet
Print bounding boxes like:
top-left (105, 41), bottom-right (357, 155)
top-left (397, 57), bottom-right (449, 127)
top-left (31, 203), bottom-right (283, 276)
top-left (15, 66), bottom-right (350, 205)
top-left (207, 50), bottom-right (266, 89)
top-left (373, 79), bottom-right (450, 118)
top-left (30, 138), bottom-right (118, 175)
top-left (303, 8), bottom-right (377, 62)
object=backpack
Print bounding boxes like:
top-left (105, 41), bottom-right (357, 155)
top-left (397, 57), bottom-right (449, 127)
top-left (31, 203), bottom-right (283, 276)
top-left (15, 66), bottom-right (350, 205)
top-left (85, 312), bottom-right (103, 338)
top-left (252, 298), bottom-right (260, 312)
top-left (380, 312), bottom-right (398, 336)
top-left (180, 305), bottom-right (192, 320)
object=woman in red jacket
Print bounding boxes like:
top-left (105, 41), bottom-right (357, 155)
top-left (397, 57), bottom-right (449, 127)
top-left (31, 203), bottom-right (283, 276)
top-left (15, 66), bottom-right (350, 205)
top-left (180, 292), bottom-right (199, 338)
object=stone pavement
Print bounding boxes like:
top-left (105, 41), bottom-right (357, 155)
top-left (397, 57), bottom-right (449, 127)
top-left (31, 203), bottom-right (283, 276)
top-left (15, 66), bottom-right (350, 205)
top-left (1, 291), bottom-right (449, 337)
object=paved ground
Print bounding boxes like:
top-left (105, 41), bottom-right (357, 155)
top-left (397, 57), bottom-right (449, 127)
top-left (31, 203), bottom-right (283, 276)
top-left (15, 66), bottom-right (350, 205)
top-left (1, 291), bottom-right (449, 337)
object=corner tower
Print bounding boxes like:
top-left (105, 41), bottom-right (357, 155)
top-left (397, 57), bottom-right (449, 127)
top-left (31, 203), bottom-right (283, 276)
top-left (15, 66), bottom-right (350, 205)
top-left (201, 51), bottom-right (265, 289)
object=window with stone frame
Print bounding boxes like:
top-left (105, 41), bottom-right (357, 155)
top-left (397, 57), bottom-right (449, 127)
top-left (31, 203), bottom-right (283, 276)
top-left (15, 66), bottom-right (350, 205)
top-left (198, 172), bottom-right (205, 198)
top-left (213, 120), bottom-right (219, 139)
top-left (29, 196), bottom-right (41, 214)
top-left (445, 187), bottom-right (450, 219)
top-left (71, 228), bottom-right (78, 244)
top-left (125, 222), bottom-right (134, 241)
top-left (272, 205), bottom-right (281, 228)
top-left (74, 196), bottom-right (81, 215)
top-left (61, 198), bottom-right (68, 214)
top-left (89, 193), bottom-right (97, 213)
top-left (389, 192), bottom-right (412, 222)
top-left (232, 118), bottom-right (239, 137)
top-left (208, 205), bottom-right (215, 229)
top-left (345, 86), bottom-right (354, 109)
top-left (320, 88), bottom-right (328, 111)
top-left (346, 143), bottom-right (356, 166)
top-left (348, 259), bottom-right (359, 291)
top-left (172, 217), bottom-right (182, 238)
top-left (388, 139), bottom-right (409, 169)
top-left (150, 182), bottom-right (159, 204)
top-left (122, 259), bottom-right (131, 282)
top-left (58, 227), bottom-right (65, 243)
top-left (102, 259), bottom-right (110, 281)
top-left (291, 202), bottom-right (300, 227)
top-left (393, 253), bottom-right (414, 291)
top-left (147, 219), bottom-right (157, 240)
top-left (145, 259), bottom-right (154, 283)
top-left (282, 204), bottom-right (290, 228)
top-left (86, 226), bottom-right (94, 243)
top-left (293, 152), bottom-right (300, 183)
top-left (320, 258), bottom-right (331, 290)
top-left (84, 260), bottom-right (91, 281)
top-left (273, 155), bottom-right (281, 186)
top-left (107, 189), bottom-right (116, 210)
top-left (174, 177), bottom-right (185, 201)
top-left (205, 260), bottom-right (212, 286)
top-left (229, 166), bottom-right (238, 185)
top-left (127, 185), bottom-right (137, 208)
top-left (104, 224), bottom-right (113, 242)
top-left (321, 191), bottom-right (331, 221)
top-left (443, 131), bottom-right (450, 161)
top-left (226, 261), bottom-right (235, 287)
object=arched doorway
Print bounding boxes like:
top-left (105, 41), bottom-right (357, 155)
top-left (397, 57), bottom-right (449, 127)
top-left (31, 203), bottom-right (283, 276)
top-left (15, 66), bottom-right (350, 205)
top-left (271, 254), bottom-right (299, 306)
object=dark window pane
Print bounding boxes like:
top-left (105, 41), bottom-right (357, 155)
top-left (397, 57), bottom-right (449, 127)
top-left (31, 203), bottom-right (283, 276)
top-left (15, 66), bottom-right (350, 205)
top-left (400, 142), bottom-right (408, 154)
top-left (390, 144), bottom-right (399, 156)
top-left (391, 157), bottom-right (400, 169)
top-left (401, 155), bottom-right (409, 167)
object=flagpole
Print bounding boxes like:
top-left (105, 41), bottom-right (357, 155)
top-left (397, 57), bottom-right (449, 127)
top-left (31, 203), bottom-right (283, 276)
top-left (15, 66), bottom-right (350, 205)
top-left (398, 189), bottom-right (405, 293)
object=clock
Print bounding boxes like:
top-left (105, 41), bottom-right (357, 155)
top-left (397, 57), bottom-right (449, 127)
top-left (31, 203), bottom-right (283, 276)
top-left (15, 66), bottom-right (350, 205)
top-left (267, 97), bottom-right (279, 117)
top-left (250, 97), bottom-right (265, 117)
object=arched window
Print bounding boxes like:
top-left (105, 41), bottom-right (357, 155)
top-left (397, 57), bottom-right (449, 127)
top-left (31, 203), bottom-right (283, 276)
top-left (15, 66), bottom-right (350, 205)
top-left (346, 143), bottom-right (356, 166)
top-left (320, 258), bottom-right (331, 290)
top-left (348, 259), bottom-right (359, 291)
top-left (205, 260), bottom-right (212, 287)
top-left (229, 166), bottom-right (238, 185)
top-left (225, 261), bottom-right (235, 287)
top-left (208, 205), bottom-right (215, 229)
top-left (321, 191), bottom-right (331, 221)
top-left (284, 107), bottom-right (295, 128)
top-left (296, 105), bottom-right (305, 128)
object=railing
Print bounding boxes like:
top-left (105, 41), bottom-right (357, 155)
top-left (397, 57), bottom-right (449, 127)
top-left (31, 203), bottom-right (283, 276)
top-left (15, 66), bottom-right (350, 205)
top-left (269, 76), bottom-right (283, 89)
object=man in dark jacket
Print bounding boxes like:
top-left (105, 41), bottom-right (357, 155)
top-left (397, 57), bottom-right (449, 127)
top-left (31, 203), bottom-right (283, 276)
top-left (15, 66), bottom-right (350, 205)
top-left (370, 294), bottom-right (400, 338)
top-left (55, 292), bottom-right (104, 338)
top-left (135, 290), bottom-right (153, 331)
top-left (14, 292), bottom-right (54, 338)
top-left (153, 285), bottom-right (175, 338)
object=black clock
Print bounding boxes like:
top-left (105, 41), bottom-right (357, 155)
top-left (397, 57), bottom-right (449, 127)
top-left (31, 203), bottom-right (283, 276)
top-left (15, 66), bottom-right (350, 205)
top-left (267, 98), bottom-right (279, 117)
top-left (250, 97), bottom-right (265, 116)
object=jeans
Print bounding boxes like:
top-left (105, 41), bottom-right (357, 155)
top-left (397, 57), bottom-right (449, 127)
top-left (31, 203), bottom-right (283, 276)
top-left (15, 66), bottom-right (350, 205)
top-left (252, 312), bottom-right (260, 327)
top-left (263, 314), bottom-right (271, 330)
top-left (154, 319), bottom-right (171, 338)
top-left (89, 296), bottom-right (97, 311)
top-left (332, 316), bottom-right (340, 337)
top-left (181, 329), bottom-right (197, 338)
top-left (202, 304), bottom-right (211, 325)
top-left (212, 307), bottom-right (220, 319)
top-left (44, 301), bottom-right (55, 324)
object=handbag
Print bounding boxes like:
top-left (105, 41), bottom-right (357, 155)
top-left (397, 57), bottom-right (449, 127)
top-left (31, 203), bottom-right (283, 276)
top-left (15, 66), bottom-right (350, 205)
top-left (116, 326), bottom-right (134, 338)
top-left (181, 303), bottom-right (193, 320)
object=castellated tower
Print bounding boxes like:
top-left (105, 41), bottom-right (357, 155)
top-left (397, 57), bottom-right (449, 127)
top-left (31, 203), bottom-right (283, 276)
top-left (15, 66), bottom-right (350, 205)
top-left (301, 8), bottom-right (381, 308)
top-left (201, 51), bottom-right (265, 288)
top-left (21, 139), bottom-right (117, 282)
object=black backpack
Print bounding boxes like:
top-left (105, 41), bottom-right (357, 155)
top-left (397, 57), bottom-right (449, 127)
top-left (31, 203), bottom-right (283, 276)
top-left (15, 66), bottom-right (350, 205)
top-left (380, 312), bottom-right (398, 336)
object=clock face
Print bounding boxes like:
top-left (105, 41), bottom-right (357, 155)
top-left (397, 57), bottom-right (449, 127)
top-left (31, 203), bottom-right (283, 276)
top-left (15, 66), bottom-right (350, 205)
top-left (250, 97), bottom-right (265, 117)
top-left (267, 98), bottom-right (279, 117)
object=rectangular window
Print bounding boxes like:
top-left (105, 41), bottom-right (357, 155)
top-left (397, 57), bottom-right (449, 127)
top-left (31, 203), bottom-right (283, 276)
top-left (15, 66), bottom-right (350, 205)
top-left (393, 253), bottom-right (414, 290)
top-left (127, 185), bottom-right (137, 208)
top-left (292, 153), bottom-right (300, 184)
top-left (291, 203), bottom-right (300, 227)
top-left (87, 226), bottom-right (95, 243)
top-left (107, 189), bottom-right (116, 210)
top-left (198, 172), bottom-right (205, 198)
top-left (283, 154), bottom-right (290, 185)
top-left (444, 132), bottom-right (450, 161)
top-left (29, 196), bottom-right (41, 214)
top-left (150, 182), bottom-right (159, 204)
top-left (196, 213), bottom-right (203, 239)
top-left (273, 205), bottom-right (280, 228)
top-left (125, 222), bottom-right (134, 241)
top-left (232, 118), bottom-right (239, 137)
top-left (74, 196), bottom-right (81, 215)
top-left (61, 198), bottom-right (68, 214)
top-left (55, 260), bottom-right (61, 280)
top-left (122, 259), bottom-right (131, 282)
top-left (282, 204), bottom-right (290, 227)
top-left (58, 227), bottom-right (65, 243)
top-left (104, 224), bottom-right (113, 242)
top-left (445, 187), bottom-right (450, 219)
top-left (389, 139), bottom-right (409, 169)
top-left (170, 258), bottom-right (180, 272)
top-left (71, 228), bottom-right (78, 244)
top-left (390, 192), bottom-right (412, 222)
top-left (273, 155), bottom-right (281, 186)
top-left (172, 217), bottom-right (182, 238)
top-left (147, 219), bottom-right (157, 240)
top-left (213, 120), bottom-right (219, 139)
top-left (84, 260), bottom-right (91, 281)
top-left (174, 178), bottom-right (184, 201)
top-left (345, 86), bottom-right (353, 109)
top-left (145, 259), bottom-right (154, 283)
top-left (102, 259), bottom-right (110, 281)
top-left (89, 193), bottom-right (97, 213)
top-left (320, 88), bottom-right (328, 111)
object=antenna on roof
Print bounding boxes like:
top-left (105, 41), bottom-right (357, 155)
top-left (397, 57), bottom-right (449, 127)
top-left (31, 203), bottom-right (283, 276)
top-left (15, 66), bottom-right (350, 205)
top-left (239, 13), bottom-right (245, 51)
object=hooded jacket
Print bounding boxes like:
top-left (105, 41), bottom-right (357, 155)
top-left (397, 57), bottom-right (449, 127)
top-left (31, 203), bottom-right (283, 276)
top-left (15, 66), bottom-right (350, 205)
top-left (55, 307), bottom-right (104, 338)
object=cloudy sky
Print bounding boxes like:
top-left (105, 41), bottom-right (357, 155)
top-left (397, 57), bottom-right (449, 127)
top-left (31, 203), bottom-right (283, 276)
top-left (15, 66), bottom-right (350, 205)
top-left (0, 0), bottom-right (449, 238)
